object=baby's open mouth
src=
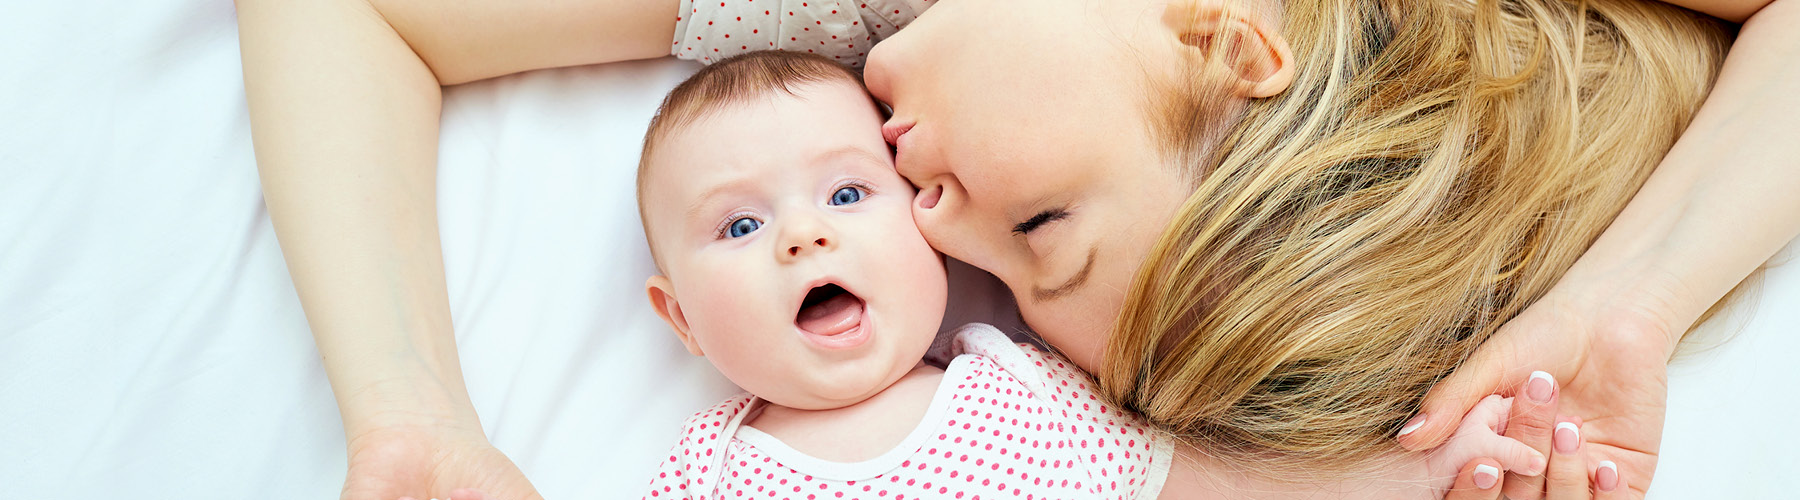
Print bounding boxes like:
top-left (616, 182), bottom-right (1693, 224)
top-left (796, 283), bottom-right (865, 336)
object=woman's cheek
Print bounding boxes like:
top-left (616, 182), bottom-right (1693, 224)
top-left (1017, 298), bottom-right (1111, 373)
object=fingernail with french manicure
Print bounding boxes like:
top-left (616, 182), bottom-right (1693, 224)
top-left (1474, 464), bottom-right (1500, 489)
top-left (1554, 421), bottom-right (1581, 453)
top-left (1597, 460), bottom-right (1619, 491)
top-left (1397, 413), bottom-right (1426, 438)
top-left (1527, 371), bottom-right (1555, 403)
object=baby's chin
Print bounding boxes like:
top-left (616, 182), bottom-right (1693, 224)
top-left (759, 352), bottom-right (923, 410)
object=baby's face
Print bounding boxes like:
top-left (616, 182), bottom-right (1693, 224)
top-left (644, 80), bottom-right (948, 410)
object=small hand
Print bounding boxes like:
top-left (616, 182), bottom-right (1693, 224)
top-left (1424, 394), bottom-right (1546, 495)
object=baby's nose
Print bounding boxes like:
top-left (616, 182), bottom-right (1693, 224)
top-left (787, 237), bottom-right (830, 256)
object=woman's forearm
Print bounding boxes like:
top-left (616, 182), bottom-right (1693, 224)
top-left (236, 0), bottom-right (680, 441)
top-left (1562, 0), bottom-right (1800, 344)
top-left (236, 0), bottom-right (477, 438)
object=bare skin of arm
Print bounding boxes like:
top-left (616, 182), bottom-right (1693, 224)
top-left (234, 0), bottom-right (675, 498)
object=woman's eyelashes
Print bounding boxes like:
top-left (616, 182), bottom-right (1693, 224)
top-left (714, 183), bottom-right (874, 239)
top-left (1011, 208), bottom-right (1070, 236)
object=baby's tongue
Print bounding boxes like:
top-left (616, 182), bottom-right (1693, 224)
top-left (796, 293), bottom-right (864, 336)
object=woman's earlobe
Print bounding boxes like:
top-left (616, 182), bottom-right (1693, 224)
top-left (646, 276), bottom-right (704, 356)
top-left (1242, 28), bottom-right (1295, 98)
top-left (1163, 0), bottom-right (1295, 98)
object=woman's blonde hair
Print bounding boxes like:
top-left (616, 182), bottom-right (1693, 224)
top-left (1104, 0), bottom-right (1730, 477)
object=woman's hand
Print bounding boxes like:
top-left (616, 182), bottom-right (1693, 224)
top-left (1444, 372), bottom-right (1629, 500)
top-left (342, 423), bottom-right (541, 500)
top-left (1401, 282), bottom-right (1673, 499)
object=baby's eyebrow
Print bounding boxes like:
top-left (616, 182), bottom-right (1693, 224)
top-left (811, 145), bottom-right (891, 172)
top-left (685, 176), bottom-right (758, 221)
top-left (680, 145), bottom-right (888, 221)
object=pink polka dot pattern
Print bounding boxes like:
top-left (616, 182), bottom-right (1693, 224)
top-left (669, 0), bottom-right (920, 68)
top-left (642, 324), bottom-right (1175, 500)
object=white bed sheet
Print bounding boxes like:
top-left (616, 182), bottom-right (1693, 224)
top-left (0, 0), bottom-right (1791, 498)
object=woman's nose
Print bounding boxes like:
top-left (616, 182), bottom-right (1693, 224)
top-left (908, 175), bottom-right (970, 256)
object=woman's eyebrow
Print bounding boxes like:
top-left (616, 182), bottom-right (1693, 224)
top-left (1032, 246), bottom-right (1097, 302)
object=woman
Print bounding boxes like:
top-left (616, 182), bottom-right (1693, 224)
top-left (233, 0), bottom-right (1799, 497)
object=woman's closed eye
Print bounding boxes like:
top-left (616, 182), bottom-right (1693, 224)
top-left (1012, 208), bottom-right (1070, 235)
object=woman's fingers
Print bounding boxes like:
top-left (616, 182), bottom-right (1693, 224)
top-left (1592, 459), bottom-right (1631, 500)
top-left (1444, 458), bottom-right (1505, 500)
top-left (1546, 417), bottom-right (1590, 500)
top-left (1502, 371), bottom-right (1560, 500)
top-left (1400, 339), bottom-right (1523, 451)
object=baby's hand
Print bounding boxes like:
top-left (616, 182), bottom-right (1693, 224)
top-left (1424, 394), bottom-right (1547, 494)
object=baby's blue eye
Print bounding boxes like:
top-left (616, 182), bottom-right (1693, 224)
top-left (726, 217), bottom-right (761, 238)
top-left (829, 186), bottom-right (865, 206)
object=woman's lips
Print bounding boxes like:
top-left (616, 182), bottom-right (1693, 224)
top-left (881, 121), bottom-right (914, 146)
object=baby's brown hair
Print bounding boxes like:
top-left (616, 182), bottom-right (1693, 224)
top-left (637, 50), bottom-right (868, 267)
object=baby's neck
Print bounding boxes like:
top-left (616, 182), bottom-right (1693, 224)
top-left (748, 362), bottom-right (946, 463)
top-left (1164, 443), bottom-right (1438, 500)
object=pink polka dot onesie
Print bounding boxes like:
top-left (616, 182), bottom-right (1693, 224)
top-left (671, 0), bottom-right (922, 68)
top-left (643, 323), bottom-right (1177, 500)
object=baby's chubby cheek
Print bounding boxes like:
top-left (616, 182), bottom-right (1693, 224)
top-left (675, 267), bottom-right (801, 379)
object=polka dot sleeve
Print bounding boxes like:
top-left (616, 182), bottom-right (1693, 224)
top-left (669, 0), bottom-right (920, 68)
top-left (643, 394), bottom-right (756, 500)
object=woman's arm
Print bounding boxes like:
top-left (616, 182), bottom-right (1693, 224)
top-left (1655, 0), bottom-right (1771, 22)
top-left (359, 0), bottom-right (678, 85)
top-left (1400, 0), bottom-right (1800, 496)
top-left (234, 0), bottom-right (676, 497)
top-left (1562, 0), bottom-right (1800, 345)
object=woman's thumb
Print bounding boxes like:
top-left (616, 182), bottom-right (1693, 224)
top-left (1398, 345), bottom-right (1516, 451)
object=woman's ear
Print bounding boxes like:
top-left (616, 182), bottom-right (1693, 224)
top-left (1162, 0), bottom-right (1295, 98)
top-left (647, 275), bottom-right (703, 356)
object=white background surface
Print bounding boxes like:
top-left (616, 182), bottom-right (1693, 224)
top-left (1, 0), bottom-right (1792, 498)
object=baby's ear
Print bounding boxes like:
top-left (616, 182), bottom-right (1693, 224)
top-left (647, 275), bottom-right (703, 356)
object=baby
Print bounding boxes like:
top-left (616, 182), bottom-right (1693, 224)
top-left (635, 51), bottom-right (1540, 500)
